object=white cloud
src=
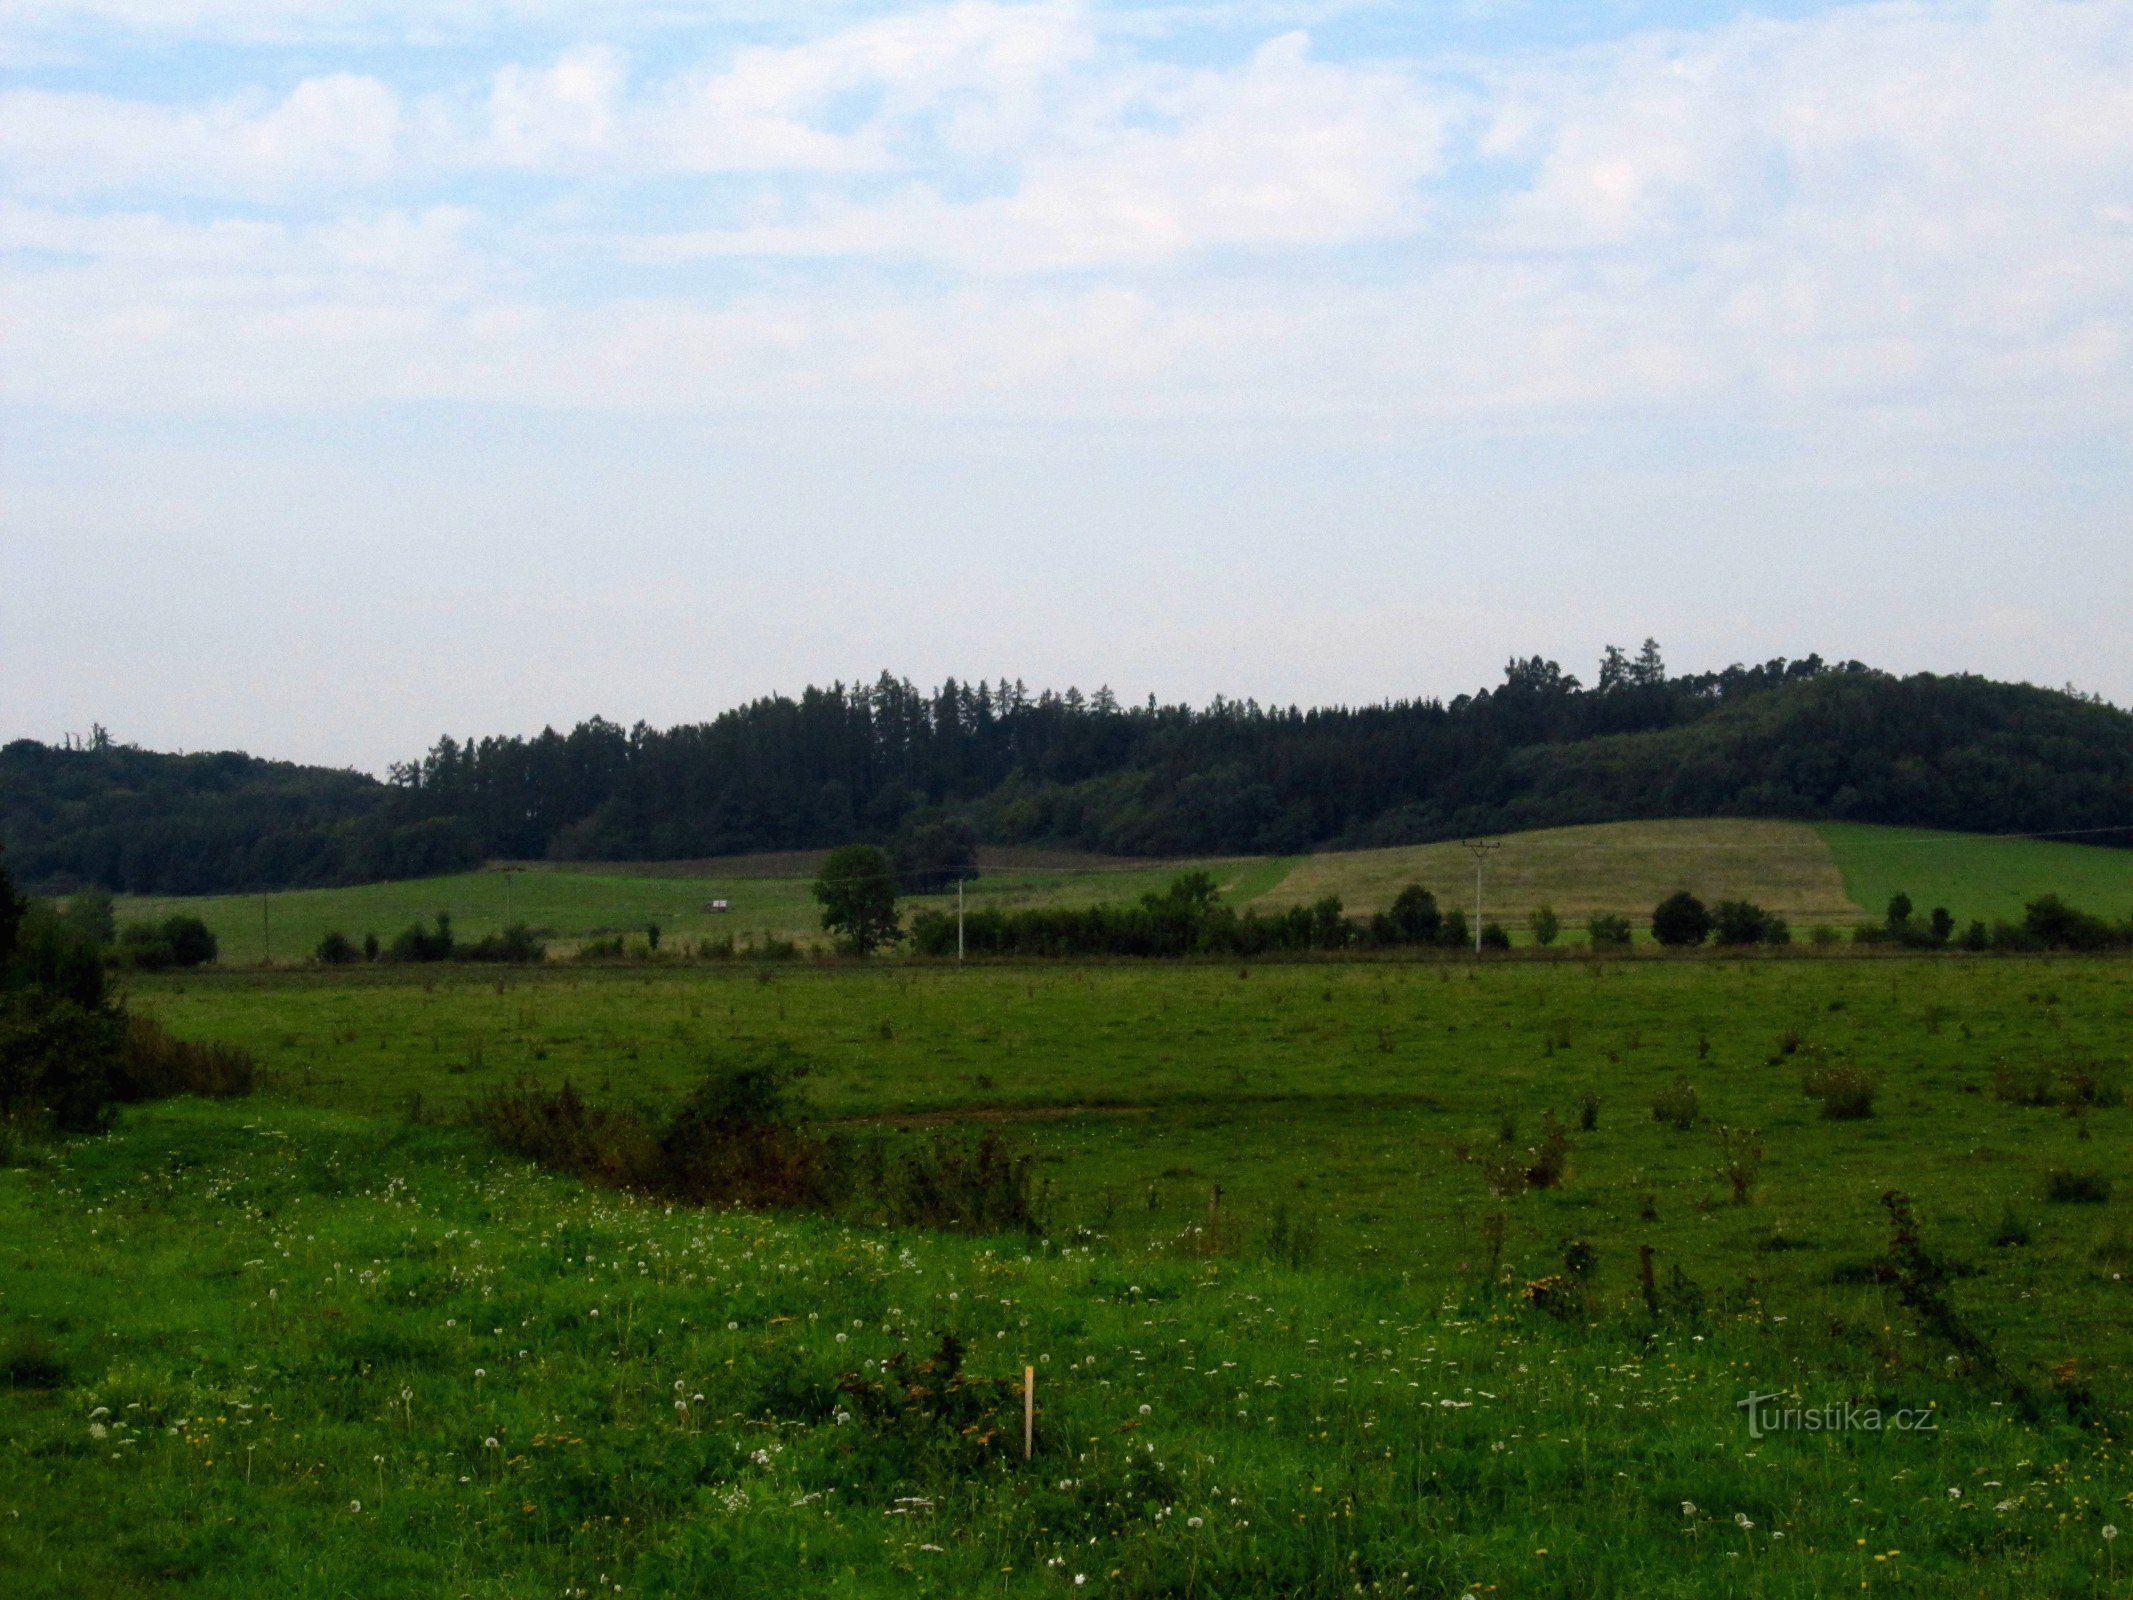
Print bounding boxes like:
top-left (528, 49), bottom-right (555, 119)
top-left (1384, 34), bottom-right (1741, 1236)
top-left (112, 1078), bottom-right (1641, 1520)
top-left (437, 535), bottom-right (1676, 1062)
top-left (0, 74), bottom-right (402, 197)
top-left (0, 0), bottom-right (2129, 436)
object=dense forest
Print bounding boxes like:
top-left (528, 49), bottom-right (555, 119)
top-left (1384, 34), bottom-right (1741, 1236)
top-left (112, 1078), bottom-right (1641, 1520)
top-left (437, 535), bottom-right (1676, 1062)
top-left (6, 648), bottom-right (2130, 894)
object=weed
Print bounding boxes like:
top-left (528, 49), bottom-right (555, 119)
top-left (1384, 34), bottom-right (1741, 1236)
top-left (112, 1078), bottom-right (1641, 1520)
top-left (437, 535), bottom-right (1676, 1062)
top-left (1994, 1060), bottom-right (2057, 1106)
top-left (1652, 1078), bottom-right (1701, 1131)
top-left (1801, 1061), bottom-right (1877, 1120)
top-left (1713, 1125), bottom-right (1765, 1205)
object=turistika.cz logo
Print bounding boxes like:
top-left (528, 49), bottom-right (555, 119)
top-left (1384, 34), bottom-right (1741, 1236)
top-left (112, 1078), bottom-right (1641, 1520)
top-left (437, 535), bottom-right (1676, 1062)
top-left (1737, 1393), bottom-right (1938, 1439)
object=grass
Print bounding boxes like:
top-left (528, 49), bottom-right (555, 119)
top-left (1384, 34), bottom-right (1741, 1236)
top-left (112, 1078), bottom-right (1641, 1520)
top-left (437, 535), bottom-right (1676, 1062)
top-left (118, 953), bottom-right (2133, 1402)
top-left (1254, 819), bottom-right (1860, 933)
top-left (104, 818), bottom-right (2133, 962)
top-left (1816, 822), bottom-right (2133, 929)
top-left (5, 1094), bottom-right (2131, 1597)
top-left (112, 855), bottom-right (1281, 967)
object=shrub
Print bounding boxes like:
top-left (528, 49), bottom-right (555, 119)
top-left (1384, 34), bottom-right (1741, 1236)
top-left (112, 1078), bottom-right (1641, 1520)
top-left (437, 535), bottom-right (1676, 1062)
top-left (656, 1045), bottom-right (839, 1209)
top-left (471, 1078), bottom-right (660, 1188)
top-left (1802, 1061), bottom-right (1877, 1120)
top-left (2044, 1169), bottom-right (2111, 1204)
top-left (2023, 894), bottom-right (2124, 952)
top-left (834, 1332), bottom-right (1017, 1467)
top-left (315, 930), bottom-right (360, 965)
top-left (387, 914), bottom-right (454, 963)
top-left (874, 1129), bottom-right (1042, 1233)
top-left (1714, 1125), bottom-right (1765, 1204)
top-left (1713, 899), bottom-right (1789, 947)
top-left (1993, 1060), bottom-right (2057, 1106)
top-left (1389, 884), bottom-right (1442, 945)
top-left (1652, 1078), bottom-right (1701, 1131)
top-left (1530, 905), bottom-right (1559, 947)
top-left (0, 989), bottom-right (124, 1132)
top-left (1523, 1113), bottom-right (1570, 1189)
top-left (163, 915), bottom-right (217, 967)
top-left (472, 1046), bottom-right (1041, 1233)
top-left (1479, 921), bottom-right (1512, 952)
top-left (114, 1014), bottom-right (255, 1101)
top-left (457, 924), bottom-right (546, 963)
top-left (1650, 891), bottom-right (1713, 947)
top-left (116, 914), bottom-right (216, 971)
top-left (1438, 909), bottom-right (1470, 950)
top-left (1585, 913), bottom-right (1632, 950)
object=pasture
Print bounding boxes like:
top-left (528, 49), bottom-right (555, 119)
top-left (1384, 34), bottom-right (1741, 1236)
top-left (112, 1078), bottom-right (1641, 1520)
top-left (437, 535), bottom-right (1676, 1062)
top-left (12, 920), bottom-right (2133, 1593)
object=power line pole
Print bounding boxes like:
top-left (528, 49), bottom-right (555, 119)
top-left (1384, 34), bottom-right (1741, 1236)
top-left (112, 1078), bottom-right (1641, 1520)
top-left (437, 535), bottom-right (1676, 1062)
top-left (1458, 839), bottom-right (1502, 954)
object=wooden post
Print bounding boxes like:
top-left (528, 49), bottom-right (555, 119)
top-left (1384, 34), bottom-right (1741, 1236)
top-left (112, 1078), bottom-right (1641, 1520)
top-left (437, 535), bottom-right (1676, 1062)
top-left (1023, 1364), bottom-right (1035, 1460)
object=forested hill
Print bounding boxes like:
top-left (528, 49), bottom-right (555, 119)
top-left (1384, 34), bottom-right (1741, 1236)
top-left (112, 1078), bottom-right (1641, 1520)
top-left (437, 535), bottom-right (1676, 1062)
top-left (7, 650), bottom-right (2131, 893)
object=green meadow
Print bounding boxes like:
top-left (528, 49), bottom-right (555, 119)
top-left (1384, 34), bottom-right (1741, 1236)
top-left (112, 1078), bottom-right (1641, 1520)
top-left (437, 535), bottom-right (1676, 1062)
top-left (22, 821), bottom-right (2133, 1596)
top-left (7, 951), bottom-right (2133, 1595)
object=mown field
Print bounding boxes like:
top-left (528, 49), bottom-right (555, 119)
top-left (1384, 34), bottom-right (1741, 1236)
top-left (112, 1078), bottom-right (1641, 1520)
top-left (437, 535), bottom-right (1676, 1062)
top-left (106, 819), bottom-right (2133, 963)
top-left (7, 951), bottom-right (2133, 1597)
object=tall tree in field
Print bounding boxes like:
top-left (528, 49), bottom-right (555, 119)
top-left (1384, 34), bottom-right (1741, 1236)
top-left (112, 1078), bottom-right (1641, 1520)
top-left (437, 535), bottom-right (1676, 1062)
top-left (813, 844), bottom-right (902, 955)
top-left (1650, 890), bottom-right (1713, 947)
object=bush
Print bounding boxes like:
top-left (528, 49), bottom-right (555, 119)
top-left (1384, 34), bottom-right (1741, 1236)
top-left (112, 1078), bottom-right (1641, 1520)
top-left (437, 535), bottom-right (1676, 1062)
top-left (1652, 1078), bottom-right (1701, 1131)
top-left (315, 930), bottom-right (360, 965)
top-left (1714, 1125), bottom-right (1765, 1204)
top-left (114, 1014), bottom-right (255, 1101)
top-left (387, 913), bottom-right (454, 962)
top-left (120, 915), bottom-right (218, 970)
top-left (472, 1047), bottom-right (1042, 1233)
top-left (1585, 913), bottom-right (1633, 950)
top-left (1390, 885), bottom-right (1442, 945)
top-left (0, 989), bottom-right (124, 1132)
top-left (1529, 904), bottom-right (1559, 947)
top-left (1712, 899), bottom-right (1789, 947)
top-left (2023, 894), bottom-right (2125, 952)
top-left (1650, 891), bottom-right (1712, 947)
top-left (1479, 921), bottom-right (1512, 952)
top-left (1802, 1061), bottom-right (1877, 1119)
top-left (457, 924), bottom-right (546, 963)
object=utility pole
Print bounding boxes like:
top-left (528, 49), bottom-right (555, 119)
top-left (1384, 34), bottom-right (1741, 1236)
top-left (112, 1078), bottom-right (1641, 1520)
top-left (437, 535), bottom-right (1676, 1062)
top-left (1458, 839), bottom-right (1503, 954)
top-left (957, 877), bottom-right (966, 963)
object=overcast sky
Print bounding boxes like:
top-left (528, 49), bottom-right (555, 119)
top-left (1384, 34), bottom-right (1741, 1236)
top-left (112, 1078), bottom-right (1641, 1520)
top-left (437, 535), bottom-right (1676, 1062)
top-left (3, 0), bottom-right (2129, 772)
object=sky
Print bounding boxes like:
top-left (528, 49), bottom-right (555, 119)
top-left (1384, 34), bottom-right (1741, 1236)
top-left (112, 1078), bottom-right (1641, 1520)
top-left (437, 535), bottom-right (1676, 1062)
top-left (3, 0), bottom-right (2129, 772)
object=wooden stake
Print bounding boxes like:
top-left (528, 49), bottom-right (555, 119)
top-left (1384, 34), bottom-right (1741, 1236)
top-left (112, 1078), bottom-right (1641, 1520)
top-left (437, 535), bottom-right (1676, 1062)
top-left (1023, 1364), bottom-right (1035, 1460)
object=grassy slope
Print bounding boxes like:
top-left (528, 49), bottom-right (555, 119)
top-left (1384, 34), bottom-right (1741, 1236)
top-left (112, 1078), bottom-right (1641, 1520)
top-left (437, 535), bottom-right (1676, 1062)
top-left (112, 859), bottom-right (1279, 966)
top-left (1817, 823), bottom-right (2133, 928)
top-left (3, 1096), bottom-right (2124, 1598)
top-left (108, 818), bottom-right (2133, 963)
top-left (127, 956), bottom-right (2133, 1402)
top-left (1254, 819), bottom-right (1862, 931)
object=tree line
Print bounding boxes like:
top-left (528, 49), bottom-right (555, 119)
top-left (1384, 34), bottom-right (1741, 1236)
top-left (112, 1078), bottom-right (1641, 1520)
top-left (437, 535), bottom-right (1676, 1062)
top-left (7, 649), bottom-right (2130, 894)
